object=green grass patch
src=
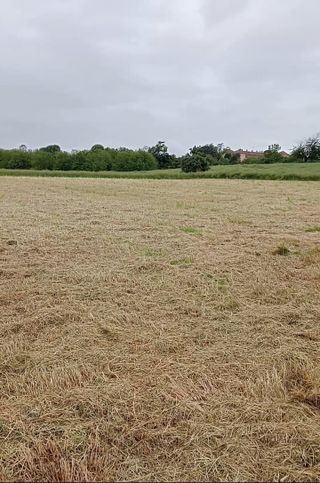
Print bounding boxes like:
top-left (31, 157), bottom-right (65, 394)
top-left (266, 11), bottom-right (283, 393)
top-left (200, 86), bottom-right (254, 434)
top-left (305, 226), bottom-right (320, 233)
top-left (228, 218), bottom-right (253, 226)
top-left (206, 274), bottom-right (227, 290)
top-left (143, 248), bottom-right (163, 257)
top-left (176, 201), bottom-right (195, 209)
top-left (1, 162), bottom-right (320, 181)
top-left (170, 257), bottom-right (193, 266)
top-left (181, 226), bottom-right (202, 236)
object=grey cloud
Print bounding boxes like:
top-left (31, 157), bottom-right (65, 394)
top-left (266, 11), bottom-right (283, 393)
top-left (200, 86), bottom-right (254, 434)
top-left (0, 0), bottom-right (319, 153)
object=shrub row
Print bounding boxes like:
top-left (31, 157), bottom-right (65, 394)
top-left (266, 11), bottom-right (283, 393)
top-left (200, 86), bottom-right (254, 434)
top-left (0, 148), bottom-right (157, 171)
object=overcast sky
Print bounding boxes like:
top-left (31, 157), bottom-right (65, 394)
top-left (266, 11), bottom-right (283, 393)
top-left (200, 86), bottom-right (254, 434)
top-left (0, 0), bottom-right (319, 154)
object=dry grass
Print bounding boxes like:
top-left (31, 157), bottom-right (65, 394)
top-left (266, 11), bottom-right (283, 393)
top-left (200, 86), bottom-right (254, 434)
top-left (0, 177), bottom-right (320, 482)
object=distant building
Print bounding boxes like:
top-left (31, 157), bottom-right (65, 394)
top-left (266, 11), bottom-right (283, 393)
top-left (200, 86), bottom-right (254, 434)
top-left (234, 150), bottom-right (264, 162)
top-left (279, 151), bottom-right (290, 158)
top-left (232, 149), bottom-right (290, 162)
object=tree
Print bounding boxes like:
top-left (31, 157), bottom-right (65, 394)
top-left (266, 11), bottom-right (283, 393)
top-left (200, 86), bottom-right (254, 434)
top-left (148, 140), bottom-right (167, 157)
top-left (292, 135), bottom-right (320, 162)
top-left (268, 143), bottom-right (281, 152)
top-left (112, 150), bottom-right (157, 171)
top-left (87, 149), bottom-right (113, 171)
top-left (31, 151), bottom-right (54, 170)
top-left (71, 151), bottom-right (91, 171)
top-left (148, 141), bottom-right (175, 169)
top-left (223, 151), bottom-right (240, 164)
top-left (263, 144), bottom-right (283, 163)
top-left (190, 143), bottom-right (223, 157)
top-left (90, 144), bottom-right (104, 152)
top-left (6, 150), bottom-right (31, 169)
top-left (53, 152), bottom-right (72, 170)
top-left (181, 153), bottom-right (210, 173)
top-left (190, 143), bottom-right (224, 164)
top-left (39, 145), bottom-right (61, 154)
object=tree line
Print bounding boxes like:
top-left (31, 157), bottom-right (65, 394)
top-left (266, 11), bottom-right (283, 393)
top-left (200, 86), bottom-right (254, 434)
top-left (0, 135), bottom-right (319, 173)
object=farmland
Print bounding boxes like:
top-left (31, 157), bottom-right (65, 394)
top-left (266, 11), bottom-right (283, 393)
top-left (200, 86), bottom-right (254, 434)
top-left (0, 177), bottom-right (320, 481)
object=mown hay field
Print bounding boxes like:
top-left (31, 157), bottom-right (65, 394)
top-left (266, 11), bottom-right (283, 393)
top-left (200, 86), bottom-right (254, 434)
top-left (0, 177), bottom-right (320, 481)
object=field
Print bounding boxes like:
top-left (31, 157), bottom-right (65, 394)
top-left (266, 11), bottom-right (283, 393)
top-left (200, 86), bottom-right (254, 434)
top-left (1, 177), bottom-right (320, 481)
top-left (1, 161), bottom-right (320, 180)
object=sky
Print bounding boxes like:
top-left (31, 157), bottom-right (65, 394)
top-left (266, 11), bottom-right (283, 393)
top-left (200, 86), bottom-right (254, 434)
top-left (0, 0), bottom-right (319, 155)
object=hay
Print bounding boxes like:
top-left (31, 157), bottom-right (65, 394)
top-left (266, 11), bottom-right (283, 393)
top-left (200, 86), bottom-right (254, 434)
top-left (0, 177), bottom-right (319, 481)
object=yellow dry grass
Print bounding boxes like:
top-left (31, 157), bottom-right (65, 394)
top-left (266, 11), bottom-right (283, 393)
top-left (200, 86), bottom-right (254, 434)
top-left (0, 177), bottom-right (320, 482)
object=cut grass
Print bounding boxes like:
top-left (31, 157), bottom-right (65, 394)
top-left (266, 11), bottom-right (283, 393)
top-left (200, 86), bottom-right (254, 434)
top-left (170, 257), bottom-right (193, 266)
top-left (273, 244), bottom-right (291, 256)
top-left (0, 162), bottom-right (320, 180)
top-left (0, 177), bottom-right (320, 481)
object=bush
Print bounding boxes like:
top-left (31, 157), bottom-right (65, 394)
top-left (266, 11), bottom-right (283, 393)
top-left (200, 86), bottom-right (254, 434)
top-left (0, 147), bottom-right (158, 172)
top-left (87, 150), bottom-right (113, 171)
top-left (170, 155), bottom-right (182, 168)
top-left (30, 151), bottom-right (52, 170)
top-left (147, 141), bottom-right (176, 169)
top-left (181, 154), bottom-right (210, 173)
top-left (70, 151), bottom-right (92, 171)
top-left (112, 151), bottom-right (157, 171)
top-left (0, 149), bottom-right (32, 169)
top-left (263, 150), bottom-right (283, 164)
top-left (53, 152), bottom-right (73, 171)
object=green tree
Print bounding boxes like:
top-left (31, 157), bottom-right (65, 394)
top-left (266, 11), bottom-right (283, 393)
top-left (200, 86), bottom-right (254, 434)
top-left (181, 154), bottom-right (210, 173)
top-left (148, 141), bottom-right (175, 169)
top-left (263, 144), bottom-right (283, 163)
top-left (71, 151), bottom-right (92, 171)
top-left (4, 149), bottom-right (31, 169)
top-left (39, 145), bottom-right (61, 154)
top-left (90, 144), bottom-right (104, 152)
top-left (268, 143), bottom-right (281, 152)
top-left (292, 135), bottom-right (320, 162)
top-left (190, 143), bottom-right (224, 164)
top-left (112, 150), bottom-right (157, 171)
top-left (190, 143), bottom-right (223, 157)
top-left (87, 150), bottom-right (113, 171)
top-left (223, 151), bottom-right (240, 164)
top-left (53, 152), bottom-right (72, 170)
top-left (31, 151), bottom-right (54, 170)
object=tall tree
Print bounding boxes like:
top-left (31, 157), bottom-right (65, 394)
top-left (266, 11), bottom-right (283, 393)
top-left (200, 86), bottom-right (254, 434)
top-left (148, 141), bottom-right (174, 169)
top-left (292, 135), bottom-right (320, 162)
top-left (90, 144), bottom-right (104, 152)
top-left (268, 143), bottom-right (281, 152)
top-left (39, 145), bottom-right (61, 154)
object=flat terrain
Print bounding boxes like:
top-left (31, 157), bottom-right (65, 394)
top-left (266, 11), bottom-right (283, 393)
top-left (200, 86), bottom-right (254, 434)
top-left (0, 178), bottom-right (320, 481)
top-left (1, 162), bottom-right (320, 180)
